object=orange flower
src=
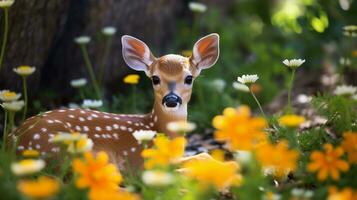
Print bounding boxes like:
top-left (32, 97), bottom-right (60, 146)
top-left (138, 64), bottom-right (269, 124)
top-left (307, 144), bottom-right (349, 181)
top-left (341, 132), bottom-right (357, 164)
top-left (328, 186), bottom-right (357, 200)
top-left (182, 157), bottom-right (242, 190)
top-left (213, 106), bottom-right (268, 150)
top-left (141, 136), bottom-right (186, 169)
top-left (72, 151), bottom-right (122, 192)
top-left (90, 188), bottom-right (138, 200)
top-left (17, 176), bottom-right (60, 198)
top-left (250, 83), bottom-right (262, 94)
top-left (255, 140), bottom-right (299, 178)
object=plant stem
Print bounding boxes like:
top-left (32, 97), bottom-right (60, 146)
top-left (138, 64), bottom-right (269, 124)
top-left (98, 36), bottom-right (112, 86)
top-left (4, 111), bottom-right (14, 151)
top-left (287, 69), bottom-right (296, 114)
top-left (132, 85), bottom-right (136, 112)
top-left (250, 88), bottom-right (266, 119)
top-left (79, 88), bottom-right (85, 100)
top-left (22, 77), bottom-right (28, 121)
top-left (2, 110), bottom-right (8, 152)
top-left (0, 8), bottom-right (8, 72)
top-left (79, 44), bottom-right (101, 99)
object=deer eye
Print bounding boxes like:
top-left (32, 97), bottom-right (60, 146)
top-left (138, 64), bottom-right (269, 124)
top-left (184, 75), bottom-right (193, 85)
top-left (152, 76), bottom-right (160, 85)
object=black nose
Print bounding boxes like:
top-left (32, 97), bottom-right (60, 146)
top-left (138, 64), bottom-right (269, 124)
top-left (162, 93), bottom-right (182, 107)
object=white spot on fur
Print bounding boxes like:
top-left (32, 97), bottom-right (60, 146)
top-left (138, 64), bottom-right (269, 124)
top-left (79, 117), bottom-right (85, 122)
top-left (83, 126), bottom-right (89, 132)
top-left (106, 126), bottom-right (112, 131)
top-left (68, 114), bottom-right (75, 118)
top-left (95, 126), bottom-right (102, 131)
top-left (75, 126), bottom-right (82, 131)
top-left (33, 134), bottom-right (40, 140)
top-left (113, 124), bottom-right (119, 129)
top-left (41, 128), bottom-right (47, 133)
top-left (131, 147), bottom-right (136, 152)
top-left (47, 120), bottom-right (54, 124)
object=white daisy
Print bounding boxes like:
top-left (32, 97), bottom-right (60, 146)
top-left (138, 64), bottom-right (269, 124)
top-left (0, 90), bottom-right (21, 102)
top-left (74, 36), bottom-right (91, 44)
top-left (232, 82), bottom-right (249, 92)
top-left (167, 120), bottom-right (196, 133)
top-left (132, 130), bottom-right (157, 143)
top-left (13, 66), bottom-right (36, 77)
top-left (67, 136), bottom-right (93, 153)
top-left (334, 85), bottom-right (357, 96)
top-left (188, 2), bottom-right (207, 13)
top-left (142, 170), bottom-right (174, 187)
top-left (82, 99), bottom-right (103, 108)
top-left (11, 159), bottom-right (45, 176)
top-left (102, 26), bottom-right (117, 36)
top-left (282, 59), bottom-right (305, 69)
top-left (211, 79), bottom-right (226, 92)
top-left (237, 74), bottom-right (259, 84)
top-left (0, 0), bottom-right (14, 8)
top-left (70, 78), bottom-right (87, 88)
top-left (1, 100), bottom-right (24, 112)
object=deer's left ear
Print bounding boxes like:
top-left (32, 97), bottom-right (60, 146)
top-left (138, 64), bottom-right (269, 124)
top-left (190, 33), bottom-right (220, 71)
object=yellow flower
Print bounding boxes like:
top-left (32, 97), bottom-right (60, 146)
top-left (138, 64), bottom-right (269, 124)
top-left (182, 158), bottom-right (242, 190)
top-left (13, 65), bottom-right (36, 77)
top-left (22, 149), bottom-right (39, 158)
top-left (123, 74), bottom-right (140, 84)
top-left (352, 50), bottom-right (357, 57)
top-left (278, 114), bottom-right (305, 128)
top-left (11, 159), bottom-right (45, 176)
top-left (213, 106), bottom-right (268, 151)
top-left (17, 176), bottom-right (60, 198)
top-left (341, 132), bottom-right (357, 164)
top-left (0, 0), bottom-right (15, 8)
top-left (328, 186), bottom-right (357, 200)
top-left (210, 149), bottom-right (225, 162)
top-left (181, 50), bottom-right (192, 57)
top-left (141, 136), bottom-right (186, 169)
top-left (255, 140), bottom-right (299, 178)
top-left (307, 144), bottom-right (349, 181)
top-left (67, 136), bottom-right (93, 154)
top-left (73, 151), bottom-right (122, 192)
top-left (0, 90), bottom-right (21, 101)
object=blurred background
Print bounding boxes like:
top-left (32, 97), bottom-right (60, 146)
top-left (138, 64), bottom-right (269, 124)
top-left (0, 0), bottom-right (356, 130)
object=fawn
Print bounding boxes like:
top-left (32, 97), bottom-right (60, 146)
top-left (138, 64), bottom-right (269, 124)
top-left (13, 33), bottom-right (220, 169)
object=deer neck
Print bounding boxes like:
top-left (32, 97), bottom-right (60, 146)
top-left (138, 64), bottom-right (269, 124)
top-left (151, 100), bottom-right (187, 138)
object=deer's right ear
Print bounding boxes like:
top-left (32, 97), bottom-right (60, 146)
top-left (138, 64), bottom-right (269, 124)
top-left (121, 35), bottom-right (155, 73)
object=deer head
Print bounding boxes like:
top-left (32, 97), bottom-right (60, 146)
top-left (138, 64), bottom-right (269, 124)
top-left (121, 33), bottom-right (219, 136)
